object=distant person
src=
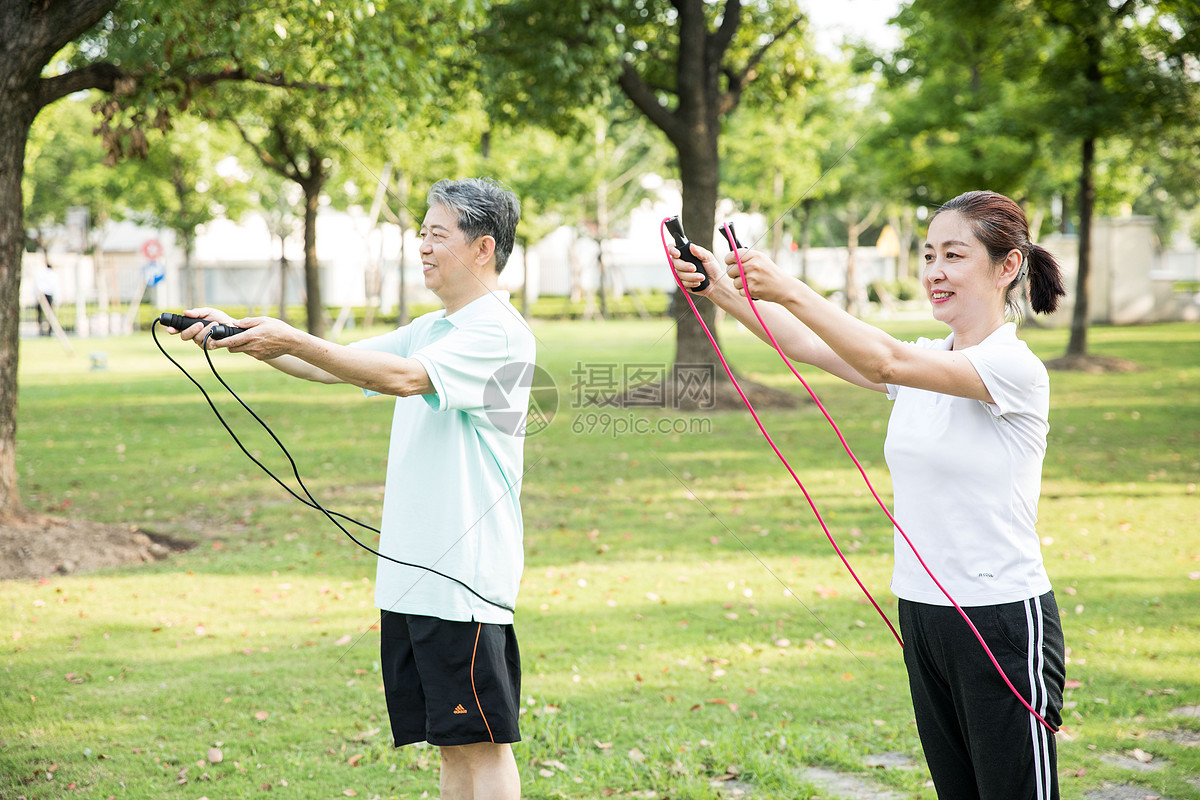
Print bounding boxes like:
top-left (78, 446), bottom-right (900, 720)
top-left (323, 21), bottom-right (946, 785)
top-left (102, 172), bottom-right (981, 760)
top-left (671, 190), bottom-right (1068, 800)
top-left (35, 263), bottom-right (60, 336)
top-left (170, 178), bottom-right (531, 800)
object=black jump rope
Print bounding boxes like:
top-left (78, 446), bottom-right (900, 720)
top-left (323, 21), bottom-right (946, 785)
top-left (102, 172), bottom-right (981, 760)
top-left (152, 313), bottom-right (515, 613)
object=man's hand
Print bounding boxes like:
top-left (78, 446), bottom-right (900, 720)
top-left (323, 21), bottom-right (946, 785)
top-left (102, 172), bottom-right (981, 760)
top-left (168, 307), bottom-right (239, 348)
top-left (216, 316), bottom-right (304, 362)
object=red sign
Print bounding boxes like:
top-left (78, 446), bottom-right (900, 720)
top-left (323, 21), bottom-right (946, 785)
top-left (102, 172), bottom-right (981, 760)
top-left (141, 239), bottom-right (164, 260)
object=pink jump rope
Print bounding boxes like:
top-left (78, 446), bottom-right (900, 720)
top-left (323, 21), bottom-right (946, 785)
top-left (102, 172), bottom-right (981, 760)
top-left (660, 216), bottom-right (1057, 733)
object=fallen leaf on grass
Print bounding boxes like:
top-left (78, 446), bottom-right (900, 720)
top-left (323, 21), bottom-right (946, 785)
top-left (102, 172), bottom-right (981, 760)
top-left (206, 747), bottom-right (223, 764)
top-left (628, 747), bottom-right (646, 763)
top-left (1128, 748), bottom-right (1153, 763)
top-left (254, 711), bottom-right (269, 721)
top-left (349, 728), bottom-right (380, 742)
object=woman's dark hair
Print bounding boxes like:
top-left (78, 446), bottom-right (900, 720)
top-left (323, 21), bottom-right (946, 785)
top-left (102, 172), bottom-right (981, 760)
top-left (933, 190), bottom-right (1066, 316)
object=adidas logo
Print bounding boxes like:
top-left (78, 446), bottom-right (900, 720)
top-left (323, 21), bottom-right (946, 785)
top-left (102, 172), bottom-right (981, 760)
top-left (452, 704), bottom-right (468, 715)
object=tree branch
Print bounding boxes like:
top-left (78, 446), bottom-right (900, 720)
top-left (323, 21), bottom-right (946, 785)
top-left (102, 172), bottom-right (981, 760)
top-left (36, 62), bottom-right (332, 113)
top-left (729, 13), bottom-right (804, 93)
top-left (36, 62), bottom-right (126, 108)
top-left (710, 0), bottom-right (743, 60)
top-left (187, 67), bottom-right (333, 93)
top-left (617, 60), bottom-right (685, 144)
top-left (716, 13), bottom-right (803, 117)
top-left (231, 118), bottom-right (297, 184)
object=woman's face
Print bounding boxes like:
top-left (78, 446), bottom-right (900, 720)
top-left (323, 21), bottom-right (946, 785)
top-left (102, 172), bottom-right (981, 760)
top-left (921, 210), bottom-right (1004, 329)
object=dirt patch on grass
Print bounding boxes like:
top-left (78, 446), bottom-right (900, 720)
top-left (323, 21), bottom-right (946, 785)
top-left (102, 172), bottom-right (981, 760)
top-left (1085, 784), bottom-right (1182, 800)
top-left (1044, 354), bottom-right (1141, 373)
top-left (0, 511), bottom-right (195, 580)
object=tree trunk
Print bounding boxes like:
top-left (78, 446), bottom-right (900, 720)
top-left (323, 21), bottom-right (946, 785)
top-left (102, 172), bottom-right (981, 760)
top-left (0, 0), bottom-right (115, 515)
top-left (0, 91), bottom-right (38, 517)
top-left (1067, 136), bottom-right (1095, 357)
top-left (674, 137), bottom-right (722, 373)
top-left (520, 237), bottom-right (531, 321)
top-left (770, 166), bottom-right (784, 261)
top-left (278, 250), bottom-right (289, 323)
top-left (394, 171), bottom-right (411, 327)
top-left (302, 155), bottom-right (326, 339)
top-left (845, 205), bottom-right (861, 316)
top-left (799, 198), bottom-right (813, 283)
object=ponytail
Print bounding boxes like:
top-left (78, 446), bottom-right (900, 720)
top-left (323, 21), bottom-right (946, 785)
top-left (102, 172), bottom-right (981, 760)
top-left (1026, 244), bottom-right (1065, 315)
top-left (936, 191), bottom-right (1068, 317)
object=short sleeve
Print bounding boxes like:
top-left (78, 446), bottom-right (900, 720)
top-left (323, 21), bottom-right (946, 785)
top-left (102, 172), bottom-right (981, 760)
top-left (413, 320), bottom-right (516, 413)
top-left (348, 326), bottom-right (415, 358)
top-left (347, 326), bottom-right (417, 397)
top-left (885, 336), bottom-right (943, 400)
top-left (961, 341), bottom-right (1047, 418)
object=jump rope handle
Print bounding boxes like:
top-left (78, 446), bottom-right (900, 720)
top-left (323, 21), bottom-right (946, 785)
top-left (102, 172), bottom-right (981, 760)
top-left (665, 216), bottom-right (710, 293)
top-left (159, 313), bottom-right (246, 341)
top-left (722, 221), bottom-right (745, 250)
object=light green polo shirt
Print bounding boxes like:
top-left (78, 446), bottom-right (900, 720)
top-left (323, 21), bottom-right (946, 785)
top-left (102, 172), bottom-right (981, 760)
top-left (349, 291), bottom-right (534, 624)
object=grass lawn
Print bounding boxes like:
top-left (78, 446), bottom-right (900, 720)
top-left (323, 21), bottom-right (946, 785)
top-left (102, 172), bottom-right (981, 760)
top-left (2, 314), bottom-right (1198, 800)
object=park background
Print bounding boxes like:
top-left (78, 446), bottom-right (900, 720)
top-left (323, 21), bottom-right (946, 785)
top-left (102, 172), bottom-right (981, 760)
top-left (3, 1), bottom-right (1200, 799)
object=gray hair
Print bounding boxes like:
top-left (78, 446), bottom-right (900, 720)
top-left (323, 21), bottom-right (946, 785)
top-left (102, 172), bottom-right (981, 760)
top-left (427, 178), bottom-right (521, 273)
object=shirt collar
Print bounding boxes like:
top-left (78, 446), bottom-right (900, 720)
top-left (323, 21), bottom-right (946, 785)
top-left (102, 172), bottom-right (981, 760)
top-left (442, 290), bottom-right (512, 328)
top-left (946, 321), bottom-right (1017, 351)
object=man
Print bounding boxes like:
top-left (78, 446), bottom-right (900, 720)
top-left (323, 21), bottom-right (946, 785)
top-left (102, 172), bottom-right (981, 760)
top-left (171, 178), bottom-right (531, 800)
top-left (35, 263), bottom-right (60, 336)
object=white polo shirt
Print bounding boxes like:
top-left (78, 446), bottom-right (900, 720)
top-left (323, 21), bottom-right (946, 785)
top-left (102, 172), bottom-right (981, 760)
top-left (350, 291), bottom-right (535, 624)
top-left (883, 323), bottom-right (1053, 606)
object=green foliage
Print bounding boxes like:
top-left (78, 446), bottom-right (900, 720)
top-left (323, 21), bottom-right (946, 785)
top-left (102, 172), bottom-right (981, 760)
top-left (721, 51), bottom-right (832, 243)
top-left (870, 0), bottom-right (1200, 222)
top-left (24, 95), bottom-right (256, 255)
top-left (866, 0), bottom-right (1056, 205)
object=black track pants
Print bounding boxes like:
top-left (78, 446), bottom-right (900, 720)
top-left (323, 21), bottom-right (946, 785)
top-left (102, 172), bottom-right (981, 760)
top-left (899, 593), bottom-right (1066, 800)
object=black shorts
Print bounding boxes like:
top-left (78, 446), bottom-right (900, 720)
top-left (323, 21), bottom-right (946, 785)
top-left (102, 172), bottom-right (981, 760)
top-left (380, 611), bottom-right (522, 747)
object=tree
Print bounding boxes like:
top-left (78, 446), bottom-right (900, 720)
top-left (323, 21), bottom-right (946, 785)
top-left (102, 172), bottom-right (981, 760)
top-left (0, 0), bottom-right (453, 518)
top-left (25, 96), bottom-right (255, 323)
top-left (487, 0), bottom-right (811, 407)
top-left (132, 118), bottom-right (256, 310)
top-left (1035, 0), bottom-right (1200, 361)
top-left (86, 2), bottom-right (463, 338)
top-left (878, 0), bottom-right (1200, 365)
top-left (721, 55), bottom-right (826, 263)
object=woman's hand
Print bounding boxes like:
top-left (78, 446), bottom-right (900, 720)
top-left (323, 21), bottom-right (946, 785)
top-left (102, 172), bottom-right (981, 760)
top-left (726, 249), bottom-right (799, 305)
top-left (669, 241), bottom-right (721, 295)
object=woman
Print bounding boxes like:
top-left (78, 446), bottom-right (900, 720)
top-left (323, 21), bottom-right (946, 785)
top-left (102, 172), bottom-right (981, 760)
top-left (671, 191), bottom-right (1068, 800)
